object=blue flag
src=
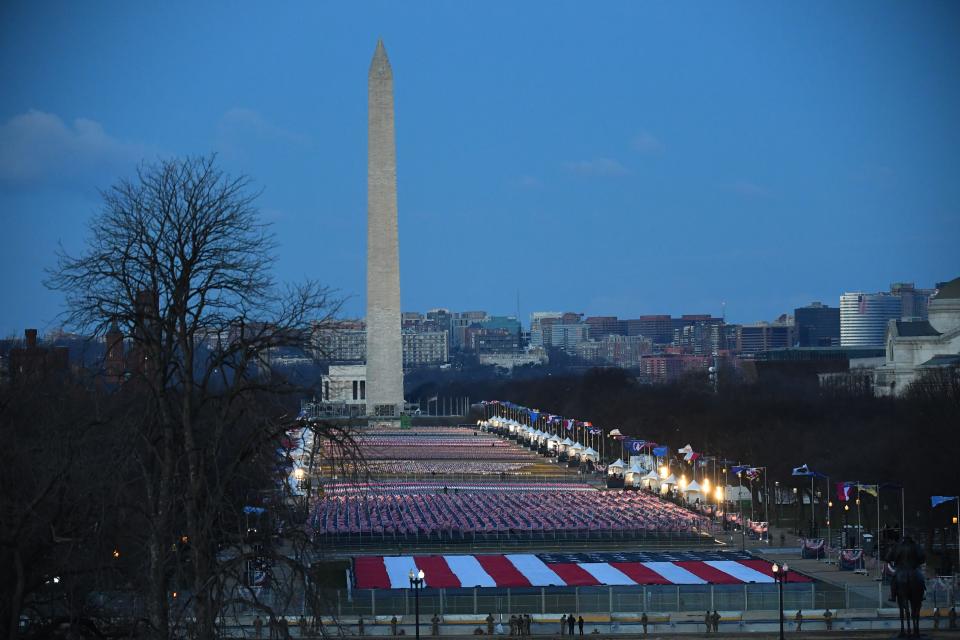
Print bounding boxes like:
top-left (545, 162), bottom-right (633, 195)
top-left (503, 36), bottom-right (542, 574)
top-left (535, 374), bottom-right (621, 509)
top-left (652, 446), bottom-right (668, 457)
top-left (625, 439), bottom-right (646, 454)
top-left (931, 496), bottom-right (958, 508)
top-left (792, 464), bottom-right (814, 476)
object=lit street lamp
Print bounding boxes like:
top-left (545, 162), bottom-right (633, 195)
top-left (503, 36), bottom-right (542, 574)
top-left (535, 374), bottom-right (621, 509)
top-left (409, 568), bottom-right (425, 640)
top-left (772, 561), bottom-right (789, 640)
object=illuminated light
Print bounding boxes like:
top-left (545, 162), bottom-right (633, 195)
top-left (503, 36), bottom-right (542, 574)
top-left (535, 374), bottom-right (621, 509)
top-left (293, 468), bottom-right (305, 480)
top-left (659, 466), bottom-right (668, 479)
top-left (679, 475), bottom-right (688, 491)
top-left (112, 549), bottom-right (120, 559)
top-left (181, 535), bottom-right (189, 544)
top-left (771, 563), bottom-right (779, 573)
top-left (715, 486), bottom-right (724, 502)
top-left (702, 478), bottom-right (711, 494)
top-left (172, 591), bottom-right (178, 599)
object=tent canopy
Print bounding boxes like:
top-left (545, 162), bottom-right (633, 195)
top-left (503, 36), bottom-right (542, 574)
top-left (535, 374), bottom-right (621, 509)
top-left (608, 459), bottom-right (625, 469)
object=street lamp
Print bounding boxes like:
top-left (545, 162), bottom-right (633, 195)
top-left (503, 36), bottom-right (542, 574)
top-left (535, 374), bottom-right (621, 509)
top-left (793, 487), bottom-right (799, 535)
top-left (844, 504), bottom-right (850, 548)
top-left (775, 481), bottom-right (781, 527)
top-left (409, 569), bottom-right (425, 640)
top-left (772, 561), bottom-right (789, 640)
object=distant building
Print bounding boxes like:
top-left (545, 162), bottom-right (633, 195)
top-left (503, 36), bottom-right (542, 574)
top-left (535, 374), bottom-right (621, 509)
top-left (320, 364), bottom-right (367, 406)
top-left (890, 282), bottom-right (934, 320)
top-left (529, 311), bottom-right (563, 347)
top-left (550, 323), bottom-right (590, 352)
top-left (639, 354), bottom-right (710, 384)
top-left (624, 315), bottom-right (673, 345)
top-left (795, 302), bottom-right (840, 347)
top-left (872, 277), bottom-right (960, 395)
top-left (8, 329), bottom-right (69, 382)
top-left (312, 321), bottom-right (366, 362)
top-left (576, 334), bottom-right (651, 368)
top-left (840, 291), bottom-right (903, 347)
top-left (473, 328), bottom-right (520, 355)
top-left (585, 316), bottom-right (625, 338)
top-left (402, 330), bottom-right (448, 368)
top-left (735, 320), bottom-right (794, 356)
top-left (450, 311), bottom-right (488, 350)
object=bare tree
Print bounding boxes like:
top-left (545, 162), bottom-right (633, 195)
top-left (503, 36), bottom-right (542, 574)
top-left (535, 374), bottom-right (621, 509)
top-left (47, 155), bottom-right (354, 640)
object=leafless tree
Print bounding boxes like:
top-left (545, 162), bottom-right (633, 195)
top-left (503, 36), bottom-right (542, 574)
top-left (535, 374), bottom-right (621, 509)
top-left (46, 155), bottom-right (357, 640)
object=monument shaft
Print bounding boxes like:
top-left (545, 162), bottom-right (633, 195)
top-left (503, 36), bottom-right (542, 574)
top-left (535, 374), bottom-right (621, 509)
top-left (366, 40), bottom-right (404, 416)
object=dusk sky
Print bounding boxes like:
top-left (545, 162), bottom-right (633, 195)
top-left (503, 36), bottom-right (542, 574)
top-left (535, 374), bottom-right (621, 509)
top-left (2, 1), bottom-right (958, 335)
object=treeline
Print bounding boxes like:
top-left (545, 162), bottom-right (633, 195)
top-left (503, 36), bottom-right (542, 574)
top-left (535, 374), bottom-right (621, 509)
top-left (418, 367), bottom-right (959, 530)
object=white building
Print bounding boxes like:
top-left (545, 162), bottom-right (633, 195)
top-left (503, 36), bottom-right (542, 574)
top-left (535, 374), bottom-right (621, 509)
top-left (840, 292), bottom-right (902, 347)
top-left (320, 364), bottom-right (367, 406)
top-left (872, 277), bottom-right (960, 395)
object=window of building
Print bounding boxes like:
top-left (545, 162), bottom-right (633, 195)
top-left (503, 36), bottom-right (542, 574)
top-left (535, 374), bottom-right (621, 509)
top-left (360, 380), bottom-right (366, 400)
top-left (352, 380), bottom-right (358, 400)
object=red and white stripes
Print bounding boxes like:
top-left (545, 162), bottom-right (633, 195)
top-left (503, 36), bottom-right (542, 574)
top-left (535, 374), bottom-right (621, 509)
top-left (353, 554), bottom-right (811, 589)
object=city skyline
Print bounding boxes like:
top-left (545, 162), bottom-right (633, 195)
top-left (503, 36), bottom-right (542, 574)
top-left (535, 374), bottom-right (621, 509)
top-left (2, 2), bottom-right (959, 335)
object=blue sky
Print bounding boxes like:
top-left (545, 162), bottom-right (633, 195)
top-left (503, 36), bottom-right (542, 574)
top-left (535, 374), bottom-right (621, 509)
top-left (1, 1), bottom-right (958, 335)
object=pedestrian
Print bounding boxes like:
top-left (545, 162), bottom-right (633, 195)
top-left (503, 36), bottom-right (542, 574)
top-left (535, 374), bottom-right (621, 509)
top-left (281, 618), bottom-right (291, 640)
top-left (486, 613), bottom-right (494, 636)
top-left (269, 616), bottom-right (278, 640)
top-left (391, 615), bottom-right (398, 637)
top-left (795, 610), bottom-right (802, 632)
top-left (358, 616), bottom-right (365, 637)
top-left (299, 616), bottom-right (307, 638)
top-left (431, 613), bottom-right (440, 636)
top-left (560, 614), bottom-right (567, 636)
top-left (949, 606), bottom-right (957, 630)
top-left (933, 607), bottom-right (940, 630)
top-left (567, 614), bottom-right (575, 636)
top-left (704, 610), bottom-right (711, 633)
top-left (254, 615), bottom-right (263, 640)
top-left (711, 611), bottom-right (720, 633)
top-left (823, 608), bottom-right (832, 631)
top-left (577, 616), bottom-right (584, 636)
top-left (509, 615), bottom-right (517, 636)
top-left (525, 614), bottom-right (532, 636)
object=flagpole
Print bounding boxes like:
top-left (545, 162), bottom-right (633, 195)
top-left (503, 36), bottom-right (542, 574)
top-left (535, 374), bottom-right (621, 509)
top-left (810, 474), bottom-right (815, 537)
top-left (764, 468), bottom-right (770, 545)
top-left (856, 484), bottom-right (863, 552)
top-left (876, 486), bottom-right (881, 579)
top-left (901, 487), bottom-right (906, 541)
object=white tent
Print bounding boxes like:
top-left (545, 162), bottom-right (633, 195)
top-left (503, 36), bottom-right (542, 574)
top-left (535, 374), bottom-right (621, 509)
top-left (640, 469), bottom-right (660, 488)
top-left (662, 473), bottom-right (677, 485)
top-left (607, 459), bottom-right (625, 476)
top-left (625, 462), bottom-right (646, 487)
top-left (582, 447), bottom-right (599, 461)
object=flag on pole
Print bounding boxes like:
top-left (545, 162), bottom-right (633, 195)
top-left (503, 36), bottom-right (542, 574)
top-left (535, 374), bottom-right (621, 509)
top-left (837, 482), bottom-right (853, 502)
top-left (792, 464), bottom-right (814, 477)
top-left (931, 496), bottom-right (958, 508)
top-left (858, 484), bottom-right (879, 498)
top-left (652, 446), bottom-right (668, 457)
top-left (745, 468), bottom-right (761, 481)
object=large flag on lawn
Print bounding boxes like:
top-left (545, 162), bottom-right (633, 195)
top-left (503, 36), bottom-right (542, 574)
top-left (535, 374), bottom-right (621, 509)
top-left (931, 496), bottom-right (958, 508)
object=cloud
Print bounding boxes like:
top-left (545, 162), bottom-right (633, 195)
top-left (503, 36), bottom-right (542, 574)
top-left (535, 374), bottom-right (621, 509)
top-left (631, 131), bottom-right (664, 153)
top-left (0, 110), bottom-right (149, 188)
top-left (216, 108), bottom-right (308, 159)
top-left (727, 180), bottom-right (771, 198)
top-left (565, 157), bottom-right (629, 177)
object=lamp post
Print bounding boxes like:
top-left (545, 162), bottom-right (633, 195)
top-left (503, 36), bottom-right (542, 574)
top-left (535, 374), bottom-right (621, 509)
top-left (793, 487), bottom-right (799, 535)
top-left (772, 561), bottom-right (788, 640)
top-left (409, 569), bottom-right (425, 640)
top-left (827, 500), bottom-right (833, 557)
top-left (843, 504), bottom-right (850, 548)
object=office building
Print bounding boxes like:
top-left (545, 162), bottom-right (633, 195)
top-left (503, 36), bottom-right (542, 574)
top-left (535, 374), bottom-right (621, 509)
top-left (795, 302), bottom-right (840, 347)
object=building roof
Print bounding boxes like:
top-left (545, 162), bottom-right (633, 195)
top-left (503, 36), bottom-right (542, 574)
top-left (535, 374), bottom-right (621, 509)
top-left (918, 354), bottom-right (960, 368)
top-left (935, 276), bottom-right (960, 300)
top-left (895, 320), bottom-right (941, 337)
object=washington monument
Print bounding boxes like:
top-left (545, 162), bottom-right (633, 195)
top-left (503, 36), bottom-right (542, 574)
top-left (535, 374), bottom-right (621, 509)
top-left (366, 39), bottom-right (404, 417)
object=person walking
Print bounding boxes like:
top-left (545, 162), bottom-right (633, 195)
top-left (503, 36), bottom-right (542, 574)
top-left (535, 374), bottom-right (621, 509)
top-left (509, 615), bottom-right (517, 636)
top-left (254, 615), bottom-right (263, 640)
top-left (640, 612), bottom-right (648, 635)
top-left (524, 614), bottom-right (532, 636)
top-left (577, 616), bottom-right (584, 636)
top-left (823, 608), bottom-right (833, 631)
top-left (486, 613), bottom-right (494, 636)
top-left (560, 614), bottom-right (567, 636)
top-left (711, 611), bottom-right (720, 632)
top-left (704, 611), bottom-right (711, 633)
top-left (358, 616), bottom-right (365, 637)
top-left (933, 607), bottom-right (940, 631)
top-left (795, 610), bottom-right (802, 632)
top-left (390, 615), bottom-right (398, 637)
top-left (431, 613), bottom-right (440, 636)
top-left (567, 614), bottom-right (575, 636)
top-left (949, 606), bottom-right (957, 630)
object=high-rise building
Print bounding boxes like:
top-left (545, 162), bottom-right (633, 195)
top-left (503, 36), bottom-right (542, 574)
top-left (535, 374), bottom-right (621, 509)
top-left (402, 330), bottom-right (448, 368)
top-left (795, 302), bottom-right (840, 347)
top-left (585, 316), bottom-right (625, 338)
top-left (366, 40), bottom-right (404, 417)
top-left (550, 323), bottom-right (590, 352)
top-left (624, 315), bottom-right (673, 344)
top-left (890, 282), bottom-right (934, 320)
top-left (840, 292), bottom-right (903, 347)
top-left (736, 322), bottom-right (794, 356)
